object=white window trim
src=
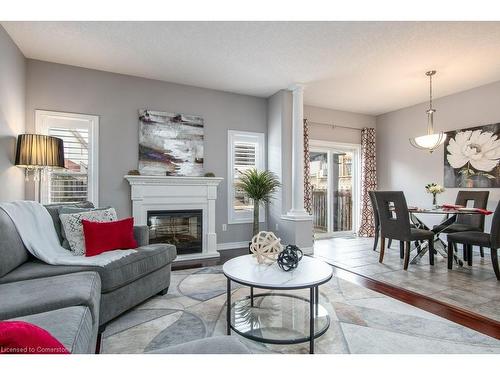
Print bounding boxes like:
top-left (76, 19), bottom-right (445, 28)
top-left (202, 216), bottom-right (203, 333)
top-left (227, 130), bottom-right (266, 225)
top-left (35, 110), bottom-right (99, 206)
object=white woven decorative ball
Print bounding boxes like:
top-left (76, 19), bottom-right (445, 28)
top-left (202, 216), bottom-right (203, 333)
top-left (250, 231), bottom-right (283, 264)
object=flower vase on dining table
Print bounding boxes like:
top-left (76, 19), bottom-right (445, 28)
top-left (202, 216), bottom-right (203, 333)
top-left (425, 183), bottom-right (444, 209)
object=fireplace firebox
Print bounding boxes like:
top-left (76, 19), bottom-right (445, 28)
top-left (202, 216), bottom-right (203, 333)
top-left (147, 210), bottom-right (203, 255)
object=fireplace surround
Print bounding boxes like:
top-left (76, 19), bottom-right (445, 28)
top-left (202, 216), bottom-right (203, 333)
top-left (125, 175), bottom-right (223, 261)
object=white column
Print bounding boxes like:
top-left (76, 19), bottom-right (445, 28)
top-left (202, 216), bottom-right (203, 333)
top-left (286, 84), bottom-right (310, 218)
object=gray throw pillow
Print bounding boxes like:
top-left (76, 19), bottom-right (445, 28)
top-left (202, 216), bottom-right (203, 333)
top-left (44, 201), bottom-right (94, 244)
top-left (58, 206), bottom-right (111, 249)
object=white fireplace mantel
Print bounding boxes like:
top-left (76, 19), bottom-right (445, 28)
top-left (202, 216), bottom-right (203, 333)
top-left (125, 175), bottom-right (223, 261)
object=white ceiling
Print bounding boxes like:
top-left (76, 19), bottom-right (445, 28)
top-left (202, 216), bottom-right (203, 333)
top-left (3, 21), bottom-right (500, 115)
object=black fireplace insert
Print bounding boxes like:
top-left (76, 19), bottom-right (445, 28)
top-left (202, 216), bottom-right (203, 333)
top-left (147, 210), bottom-right (203, 255)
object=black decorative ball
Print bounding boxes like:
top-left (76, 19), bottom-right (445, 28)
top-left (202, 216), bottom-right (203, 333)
top-left (277, 245), bottom-right (303, 272)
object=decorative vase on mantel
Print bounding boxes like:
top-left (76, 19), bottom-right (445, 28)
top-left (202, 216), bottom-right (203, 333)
top-left (432, 193), bottom-right (437, 208)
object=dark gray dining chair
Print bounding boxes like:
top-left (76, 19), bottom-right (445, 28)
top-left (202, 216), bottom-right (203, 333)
top-left (447, 201), bottom-right (500, 280)
top-left (369, 190), bottom-right (403, 258)
top-left (374, 191), bottom-right (435, 270)
top-left (434, 190), bottom-right (489, 258)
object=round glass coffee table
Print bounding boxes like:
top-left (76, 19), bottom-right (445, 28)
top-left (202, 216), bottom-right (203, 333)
top-left (223, 254), bottom-right (333, 354)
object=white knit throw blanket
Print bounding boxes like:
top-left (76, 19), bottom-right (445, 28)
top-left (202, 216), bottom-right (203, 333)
top-left (0, 200), bottom-right (136, 266)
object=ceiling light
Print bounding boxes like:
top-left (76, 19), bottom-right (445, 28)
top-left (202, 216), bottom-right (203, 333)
top-left (409, 70), bottom-right (446, 153)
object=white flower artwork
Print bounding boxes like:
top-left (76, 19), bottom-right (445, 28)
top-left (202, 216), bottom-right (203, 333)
top-left (444, 124), bottom-right (500, 188)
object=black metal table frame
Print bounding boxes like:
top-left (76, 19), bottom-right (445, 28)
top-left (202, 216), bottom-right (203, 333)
top-left (225, 274), bottom-right (332, 354)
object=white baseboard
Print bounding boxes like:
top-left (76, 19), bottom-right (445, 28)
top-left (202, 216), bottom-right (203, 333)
top-left (173, 252), bottom-right (220, 262)
top-left (217, 241), bottom-right (249, 251)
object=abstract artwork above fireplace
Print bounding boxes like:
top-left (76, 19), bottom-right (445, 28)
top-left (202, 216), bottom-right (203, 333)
top-left (138, 109), bottom-right (204, 176)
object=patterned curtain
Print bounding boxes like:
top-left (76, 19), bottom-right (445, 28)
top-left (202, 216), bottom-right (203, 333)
top-left (303, 119), bottom-right (312, 214)
top-left (358, 127), bottom-right (377, 237)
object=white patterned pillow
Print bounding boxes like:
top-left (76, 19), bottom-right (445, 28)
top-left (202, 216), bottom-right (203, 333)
top-left (59, 208), bottom-right (118, 255)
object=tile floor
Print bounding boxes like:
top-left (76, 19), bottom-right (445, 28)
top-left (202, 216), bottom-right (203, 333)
top-left (314, 236), bottom-right (500, 322)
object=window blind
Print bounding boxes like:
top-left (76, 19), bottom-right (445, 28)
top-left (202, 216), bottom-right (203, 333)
top-left (234, 142), bottom-right (256, 168)
top-left (47, 128), bottom-right (89, 203)
top-left (233, 141), bottom-right (257, 212)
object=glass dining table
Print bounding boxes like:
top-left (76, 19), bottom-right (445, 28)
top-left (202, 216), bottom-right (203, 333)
top-left (407, 207), bottom-right (489, 266)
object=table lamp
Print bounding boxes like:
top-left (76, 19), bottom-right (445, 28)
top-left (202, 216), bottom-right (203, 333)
top-left (15, 134), bottom-right (65, 202)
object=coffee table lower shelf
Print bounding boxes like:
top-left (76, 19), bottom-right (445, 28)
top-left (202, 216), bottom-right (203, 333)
top-left (226, 287), bottom-right (330, 354)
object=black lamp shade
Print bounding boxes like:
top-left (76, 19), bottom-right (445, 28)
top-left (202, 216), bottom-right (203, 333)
top-left (15, 134), bottom-right (65, 168)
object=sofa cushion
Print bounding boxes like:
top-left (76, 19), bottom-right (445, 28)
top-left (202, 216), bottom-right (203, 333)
top-left (11, 307), bottom-right (95, 354)
top-left (100, 264), bottom-right (171, 324)
top-left (0, 271), bottom-right (101, 324)
top-left (0, 244), bottom-right (177, 293)
top-left (87, 244), bottom-right (176, 292)
top-left (0, 320), bottom-right (69, 354)
top-left (44, 201), bottom-right (94, 244)
top-left (133, 225), bottom-right (149, 247)
top-left (0, 208), bottom-right (30, 278)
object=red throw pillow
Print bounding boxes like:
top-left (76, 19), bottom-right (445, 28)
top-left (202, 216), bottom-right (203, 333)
top-left (0, 321), bottom-right (69, 354)
top-left (82, 217), bottom-right (138, 257)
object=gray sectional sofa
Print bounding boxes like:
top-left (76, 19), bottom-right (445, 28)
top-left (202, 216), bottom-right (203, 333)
top-left (0, 201), bottom-right (250, 354)
top-left (0, 202), bottom-right (177, 353)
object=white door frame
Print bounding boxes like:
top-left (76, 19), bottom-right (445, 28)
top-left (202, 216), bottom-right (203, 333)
top-left (309, 140), bottom-right (361, 237)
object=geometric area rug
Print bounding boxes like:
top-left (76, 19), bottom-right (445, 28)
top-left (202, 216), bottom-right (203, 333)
top-left (102, 266), bottom-right (500, 354)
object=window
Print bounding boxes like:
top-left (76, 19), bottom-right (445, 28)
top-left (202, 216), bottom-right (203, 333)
top-left (228, 130), bottom-right (265, 224)
top-left (35, 110), bottom-right (99, 206)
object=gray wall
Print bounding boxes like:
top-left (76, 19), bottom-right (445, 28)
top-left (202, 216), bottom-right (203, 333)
top-left (377, 80), bottom-right (500, 230)
top-left (25, 59), bottom-right (267, 244)
top-left (305, 105), bottom-right (375, 144)
top-left (0, 26), bottom-right (26, 202)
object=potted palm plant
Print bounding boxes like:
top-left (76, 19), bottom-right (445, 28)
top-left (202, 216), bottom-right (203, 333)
top-left (236, 168), bottom-right (281, 236)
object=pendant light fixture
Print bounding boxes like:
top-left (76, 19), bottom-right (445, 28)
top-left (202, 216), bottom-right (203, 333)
top-left (409, 70), bottom-right (446, 153)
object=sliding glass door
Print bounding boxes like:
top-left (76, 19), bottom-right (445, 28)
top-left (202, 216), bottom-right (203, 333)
top-left (309, 141), bottom-right (360, 238)
top-left (309, 151), bottom-right (329, 235)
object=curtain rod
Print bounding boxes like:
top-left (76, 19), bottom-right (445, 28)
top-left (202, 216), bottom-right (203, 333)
top-left (305, 119), bottom-right (364, 132)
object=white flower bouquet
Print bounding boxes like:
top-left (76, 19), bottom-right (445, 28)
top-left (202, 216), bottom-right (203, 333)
top-left (425, 183), bottom-right (445, 206)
